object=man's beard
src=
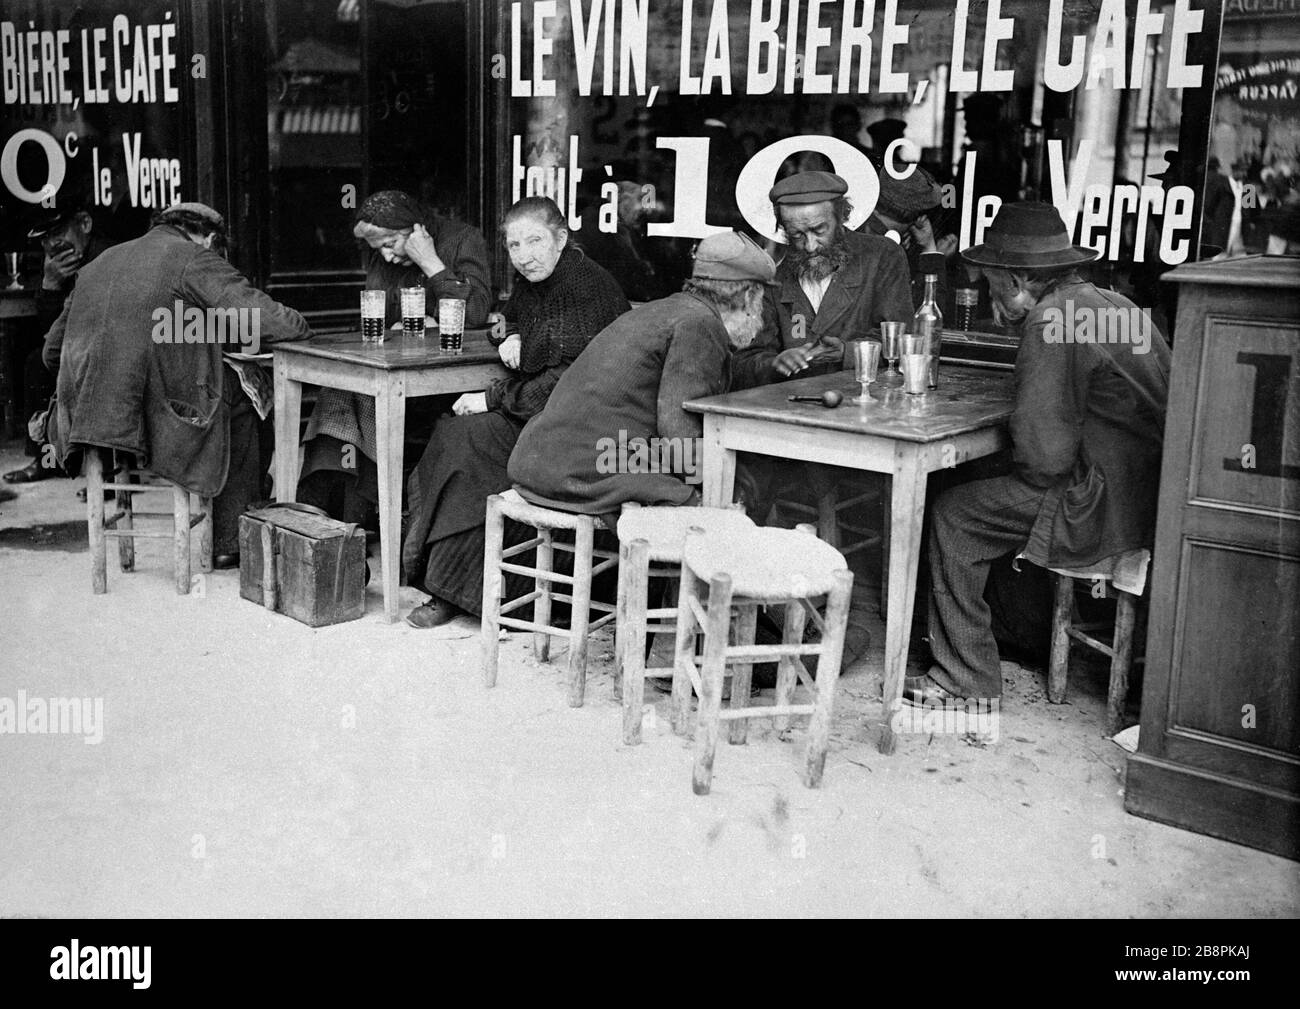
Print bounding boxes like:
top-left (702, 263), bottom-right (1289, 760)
top-left (722, 307), bottom-right (763, 349)
top-left (784, 228), bottom-right (852, 282)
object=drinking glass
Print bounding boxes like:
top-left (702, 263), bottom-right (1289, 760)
top-left (360, 289), bottom-right (386, 343)
top-left (878, 321), bottom-right (905, 387)
top-left (438, 297), bottom-right (466, 354)
top-left (851, 340), bottom-right (881, 403)
top-left (400, 287), bottom-right (426, 338)
top-left (5, 253), bottom-right (20, 290)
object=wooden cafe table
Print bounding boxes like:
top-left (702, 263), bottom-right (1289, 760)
top-left (685, 365), bottom-right (1015, 754)
top-left (272, 329), bottom-right (508, 622)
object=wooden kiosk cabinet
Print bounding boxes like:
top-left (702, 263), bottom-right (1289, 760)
top-left (1125, 256), bottom-right (1300, 860)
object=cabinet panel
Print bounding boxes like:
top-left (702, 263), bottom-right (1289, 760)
top-left (1191, 318), bottom-right (1300, 515)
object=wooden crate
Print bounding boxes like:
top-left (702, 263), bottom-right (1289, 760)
top-left (239, 506), bottom-right (367, 627)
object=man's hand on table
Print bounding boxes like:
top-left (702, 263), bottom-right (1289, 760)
top-left (498, 334), bottom-right (521, 369)
top-left (452, 392), bottom-right (488, 416)
top-left (774, 341), bottom-right (838, 377)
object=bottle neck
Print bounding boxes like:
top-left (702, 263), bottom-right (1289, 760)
top-left (921, 273), bottom-right (939, 303)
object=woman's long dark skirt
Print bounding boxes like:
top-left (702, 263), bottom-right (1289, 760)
top-left (402, 411), bottom-right (528, 616)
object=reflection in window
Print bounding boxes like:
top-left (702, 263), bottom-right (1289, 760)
top-left (266, 0), bottom-right (362, 274)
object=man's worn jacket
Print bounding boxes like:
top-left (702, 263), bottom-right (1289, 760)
top-left (1014, 280), bottom-right (1171, 568)
top-left (509, 291), bottom-right (731, 515)
top-left (47, 224), bottom-right (310, 496)
top-left (731, 228), bottom-right (913, 389)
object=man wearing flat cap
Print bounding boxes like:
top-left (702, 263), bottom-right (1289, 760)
top-left (910, 202), bottom-right (1171, 707)
top-left (4, 204), bottom-right (114, 485)
top-left (732, 170), bottom-right (912, 389)
top-left (510, 230), bottom-right (775, 515)
top-left (46, 201), bottom-right (311, 564)
top-left (861, 163), bottom-right (958, 310)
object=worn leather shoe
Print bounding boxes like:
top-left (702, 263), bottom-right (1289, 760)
top-left (902, 672), bottom-right (960, 706)
top-left (3, 460), bottom-right (50, 483)
top-left (404, 598), bottom-right (462, 629)
top-left (213, 553), bottom-right (240, 570)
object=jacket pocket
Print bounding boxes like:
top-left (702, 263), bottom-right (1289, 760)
top-left (145, 395), bottom-right (229, 496)
top-left (1053, 461), bottom-right (1106, 559)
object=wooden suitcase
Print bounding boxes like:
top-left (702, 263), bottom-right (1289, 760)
top-left (239, 504), bottom-right (367, 626)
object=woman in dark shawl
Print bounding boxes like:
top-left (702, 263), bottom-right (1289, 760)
top-left (402, 196), bottom-right (629, 627)
top-left (296, 190), bottom-right (492, 521)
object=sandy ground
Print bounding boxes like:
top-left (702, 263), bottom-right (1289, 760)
top-left (1, 443), bottom-right (1296, 918)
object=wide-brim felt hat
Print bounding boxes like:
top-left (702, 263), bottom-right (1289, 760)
top-left (961, 201), bottom-right (1100, 269)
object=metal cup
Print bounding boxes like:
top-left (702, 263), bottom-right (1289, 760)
top-left (360, 289), bottom-right (386, 343)
top-left (901, 353), bottom-right (929, 394)
top-left (902, 333), bottom-right (930, 357)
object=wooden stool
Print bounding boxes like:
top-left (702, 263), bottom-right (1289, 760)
top-left (84, 449), bottom-right (213, 595)
top-left (615, 503), bottom-right (755, 745)
top-left (481, 488), bottom-right (618, 706)
top-left (672, 524), bottom-right (854, 794)
top-left (774, 471), bottom-right (882, 560)
top-left (1046, 549), bottom-right (1151, 735)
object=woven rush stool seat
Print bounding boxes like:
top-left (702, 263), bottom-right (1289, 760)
top-left (615, 504), bottom-right (755, 745)
top-left (481, 488), bottom-right (617, 707)
top-left (83, 448), bottom-right (213, 595)
top-left (1044, 548), bottom-right (1151, 735)
top-left (684, 526), bottom-right (848, 599)
top-left (671, 524), bottom-right (853, 794)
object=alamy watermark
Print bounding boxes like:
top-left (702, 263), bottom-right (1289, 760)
top-left (889, 695), bottom-right (999, 743)
top-left (0, 690), bottom-right (104, 744)
top-left (1042, 300), bottom-right (1152, 355)
top-left (595, 432), bottom-right (702, 485)
top-left (150, 301), bottom-right (261, 354)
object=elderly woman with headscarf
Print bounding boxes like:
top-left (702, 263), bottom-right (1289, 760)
top-left (296, 190), bottom-right (492, 521)
top-left (402, 196), bottom-right (629, 627)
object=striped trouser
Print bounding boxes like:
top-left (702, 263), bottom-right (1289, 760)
top-left (925, 475), bottom-right (1047, 700)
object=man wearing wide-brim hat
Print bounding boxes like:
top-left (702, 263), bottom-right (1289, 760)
top-left (908, 202), bottom-right (1172, 707)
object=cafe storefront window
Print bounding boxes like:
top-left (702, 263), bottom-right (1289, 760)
top-left (497, 0), bottom-right (1224, 336)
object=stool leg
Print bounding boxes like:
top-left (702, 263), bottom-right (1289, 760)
top-left (481, 495), bottom-right (505, 688)
top-left (817, 493), bottom-right (841, 549)
top-left (86, 452), bottom-right (107, 594)
top-left (727, 602), bottom-right (759, 745)
top-left (805, 570), bottom-right (854, 788)
top-left (614, 538), bottom-right (629, 702)
top-left (566, 518), bottom-right (594, 708)
top-left (693, 574), bottom-right (734, 796)
top-left (1048, 574), bottom-right (1073, 703)
top-left (671, 569), bottom-right (702, 736)
top-left (621, 538), bottom-right (650, 745)
top-left (774, 598), bottom-right (809, 733)
top-left (1107, 591), bottom-right (1137, 735)
top-left (195, 494), bottom-right (213, 573)
top-left (534, 529), bottom-right (554, 662)
top-left (117, 480), bottom-right (135, 573)
top-left (173, 484), bottom-right (191, 594)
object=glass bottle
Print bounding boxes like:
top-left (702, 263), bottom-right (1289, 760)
top-left (912, 252), bottom-right (945, 389)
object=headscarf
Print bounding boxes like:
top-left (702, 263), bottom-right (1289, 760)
top-left (355, 190), bottom-right (430, 231)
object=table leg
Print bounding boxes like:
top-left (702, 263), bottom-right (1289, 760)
top-left (273, 361), bottom-right (303, 503)
top-left (878, 451), bottom-right (928, 755)
top-left (700, 414), bottom-right (736, 508)
top-left (374, 375), bottom-right (406, 623)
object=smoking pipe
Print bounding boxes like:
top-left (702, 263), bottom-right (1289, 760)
top-left (787, 390), bottom-right (843, 408)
